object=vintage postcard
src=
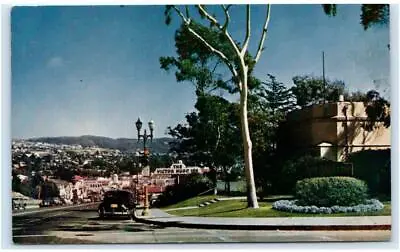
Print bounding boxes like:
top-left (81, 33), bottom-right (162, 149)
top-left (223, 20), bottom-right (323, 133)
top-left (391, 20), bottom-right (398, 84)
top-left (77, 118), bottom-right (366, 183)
top-left (10, 4), bottom-right (391, 245)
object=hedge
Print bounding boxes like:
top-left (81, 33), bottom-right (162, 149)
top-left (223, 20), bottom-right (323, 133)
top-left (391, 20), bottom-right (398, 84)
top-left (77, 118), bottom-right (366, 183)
top-left (295, 176), bottom-right (368, 207)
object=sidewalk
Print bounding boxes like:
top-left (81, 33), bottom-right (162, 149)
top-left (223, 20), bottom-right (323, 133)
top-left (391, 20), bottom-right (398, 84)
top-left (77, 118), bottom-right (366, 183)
top-left (134, 208), bottom-right (391, 231)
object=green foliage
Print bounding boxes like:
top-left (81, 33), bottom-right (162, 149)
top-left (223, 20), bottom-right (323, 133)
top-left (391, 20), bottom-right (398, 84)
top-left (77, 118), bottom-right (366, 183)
top-left (254, 74), bottom-right (296, 116)
top-left (363, 90), bottom-right (390, 130)
top-left (291, 75), bottom-right (345, 107)
top-left (360, 4), bottom-right (389, 30)
top-left (322, 4), bottom-right (389, 30)
top-left (322, 4), bottom-right (337, 16)
top-left (346, 149), bottom-right (390, 197)
top-left (247, 75), bottom-right (296, 194)
top-left (295, 177), bottom-right (368, 207)
top-left (341, 89), bottom-right (390, 129)
top-left (149, 154), bottom-right (173, 172)
top-left (168, 94), bottom-right (241, 170)
top-left (155, 174), bottom-right (214, 207)
top-left (278, 155), bottom-right (353, 194)
top-left (160, 22), bottom-right (238, 95)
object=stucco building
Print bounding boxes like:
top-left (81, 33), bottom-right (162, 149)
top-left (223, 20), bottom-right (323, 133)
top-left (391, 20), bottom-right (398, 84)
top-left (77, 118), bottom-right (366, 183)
top-left (279, 99), bottom-right (390, 161)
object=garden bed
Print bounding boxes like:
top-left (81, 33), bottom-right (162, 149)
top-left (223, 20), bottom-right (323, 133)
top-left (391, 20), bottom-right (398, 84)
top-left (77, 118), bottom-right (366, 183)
top-left (272, 199), bottom-right (384, 214)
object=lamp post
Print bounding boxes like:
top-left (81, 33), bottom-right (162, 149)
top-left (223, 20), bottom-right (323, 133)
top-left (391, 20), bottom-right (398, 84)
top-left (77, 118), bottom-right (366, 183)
top-left (135, 117), bottom-right (154, 216)
top-left (134, 151), bottom-right (140, 205)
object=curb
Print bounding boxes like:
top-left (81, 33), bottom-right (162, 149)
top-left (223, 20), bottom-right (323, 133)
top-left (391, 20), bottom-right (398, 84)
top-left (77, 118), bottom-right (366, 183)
top-left (133, 216), bottom-right (391, 231)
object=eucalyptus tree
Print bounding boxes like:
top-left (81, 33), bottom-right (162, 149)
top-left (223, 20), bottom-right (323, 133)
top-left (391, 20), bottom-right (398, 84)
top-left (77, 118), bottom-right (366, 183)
top-left (164, 4), bottom-right (272, 208)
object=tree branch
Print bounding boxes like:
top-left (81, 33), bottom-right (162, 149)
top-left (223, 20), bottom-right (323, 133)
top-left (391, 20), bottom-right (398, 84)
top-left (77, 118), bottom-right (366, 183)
top-left (186, 26), bottom-right (238, 78)
top-left (185, 6), bottom-right (190, 18)
top-left (241, 5), bottom-right (251, 55)
top-left (210, 61), bottom-right (220, 76)
top-left (221, 5), bottom-right (231, 30)
top-left (197, 5), bottom-right (241, 63)
top-left (197, 5), bottom-right (222, 29)
top-left (173, 5), bottom-right (242, 90)
top-left (172, 5), bottom-right (190, 24)
top-left (254, 4), bottom-right (271, 63)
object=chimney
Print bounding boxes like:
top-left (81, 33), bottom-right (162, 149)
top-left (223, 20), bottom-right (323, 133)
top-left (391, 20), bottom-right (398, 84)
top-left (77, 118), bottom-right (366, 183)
top-left (339, 94), bottom-right (344, 102)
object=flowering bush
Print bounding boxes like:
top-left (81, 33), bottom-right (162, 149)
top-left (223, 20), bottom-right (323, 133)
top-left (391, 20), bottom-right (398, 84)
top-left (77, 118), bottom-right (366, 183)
top-left (272, 199), bottom-right (384, 214)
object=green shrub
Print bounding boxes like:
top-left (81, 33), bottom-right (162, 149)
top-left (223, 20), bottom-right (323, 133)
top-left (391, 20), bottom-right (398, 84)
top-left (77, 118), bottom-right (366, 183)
top-left (295, 177), bottom-right (368, 207)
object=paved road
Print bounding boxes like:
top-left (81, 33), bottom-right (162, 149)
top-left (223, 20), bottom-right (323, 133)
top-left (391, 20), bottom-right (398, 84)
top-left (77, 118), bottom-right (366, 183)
top-left (12, 205), bottom-right (391, 244)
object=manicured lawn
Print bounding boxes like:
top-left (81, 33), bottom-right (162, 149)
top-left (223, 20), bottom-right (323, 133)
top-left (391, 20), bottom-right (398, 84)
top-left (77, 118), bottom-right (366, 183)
top-left (161, 195), bottom-right (224, 210)
top-left (167, 199), bottom-right (391, 217)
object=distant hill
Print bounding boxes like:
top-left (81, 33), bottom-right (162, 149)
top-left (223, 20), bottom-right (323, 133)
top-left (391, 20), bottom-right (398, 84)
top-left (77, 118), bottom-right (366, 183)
top-left (27, 135), bottom-right (173, 153)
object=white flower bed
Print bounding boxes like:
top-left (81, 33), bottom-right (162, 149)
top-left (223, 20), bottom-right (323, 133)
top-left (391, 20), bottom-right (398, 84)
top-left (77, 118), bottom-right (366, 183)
top-left (272, 199), bottom-right (384, 214)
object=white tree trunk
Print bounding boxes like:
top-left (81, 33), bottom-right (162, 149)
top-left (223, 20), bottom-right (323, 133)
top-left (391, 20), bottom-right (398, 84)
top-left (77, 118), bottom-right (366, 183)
top-left (170, 4), bottom-right (270, 209)
top-left (239, 70), bottom-right (259, 208)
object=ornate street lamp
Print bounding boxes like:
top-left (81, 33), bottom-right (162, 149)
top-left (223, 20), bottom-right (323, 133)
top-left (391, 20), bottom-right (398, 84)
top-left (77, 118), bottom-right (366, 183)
top-left (135, 117), bottom-right (154, 216)
top-left (135, 118), bottom-right (154, 156)
top-left (134, 151), bottom-right (140, 205)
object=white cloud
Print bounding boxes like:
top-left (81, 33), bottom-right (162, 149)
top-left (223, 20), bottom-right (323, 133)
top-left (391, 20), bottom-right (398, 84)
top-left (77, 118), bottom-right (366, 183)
top-left (46, 56), bottom-right (64, 68)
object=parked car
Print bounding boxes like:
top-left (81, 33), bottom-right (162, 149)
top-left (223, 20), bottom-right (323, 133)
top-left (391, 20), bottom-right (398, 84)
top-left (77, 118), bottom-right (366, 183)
top-left (98, 190), bottom-right (135, 219)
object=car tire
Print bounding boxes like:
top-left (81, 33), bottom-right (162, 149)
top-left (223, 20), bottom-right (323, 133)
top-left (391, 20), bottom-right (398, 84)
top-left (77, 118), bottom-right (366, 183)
top-left (98, 207), bottom-right (105, 219)
top-left (129, 209), bottom-right (135, 220)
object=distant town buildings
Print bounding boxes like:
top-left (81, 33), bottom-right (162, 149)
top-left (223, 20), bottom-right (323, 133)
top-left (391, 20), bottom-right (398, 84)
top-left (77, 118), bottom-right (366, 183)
top-left (12, 139), bottom-right (213, 206)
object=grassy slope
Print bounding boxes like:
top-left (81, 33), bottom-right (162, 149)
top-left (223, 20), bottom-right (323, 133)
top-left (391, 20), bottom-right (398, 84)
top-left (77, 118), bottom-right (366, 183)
top-left (167, 199), bottom-right (391, 217)
top-left (161, 195), bottom-right (223, 210)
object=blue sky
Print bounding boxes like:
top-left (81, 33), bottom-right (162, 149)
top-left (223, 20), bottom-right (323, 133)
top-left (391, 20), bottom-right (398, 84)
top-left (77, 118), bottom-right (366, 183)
top-left (11, 5), bottom-right (390, 139)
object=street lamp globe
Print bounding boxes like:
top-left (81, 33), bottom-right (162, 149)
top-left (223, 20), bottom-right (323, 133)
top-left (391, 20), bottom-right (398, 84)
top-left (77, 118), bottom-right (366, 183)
top-left (135, 118), bottom-right (143, 132)
top-left (148, 120), bottom-right (154, 131)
